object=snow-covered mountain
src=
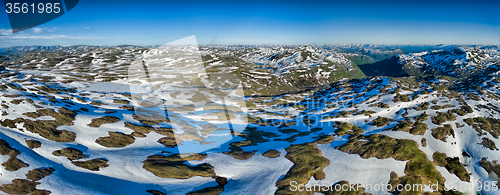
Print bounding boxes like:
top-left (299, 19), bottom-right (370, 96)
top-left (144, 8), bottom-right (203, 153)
top-left (398, 46), bottom-right (500, 77)
top-left (240, 46), bottom-right (352, 76)
top-left (0, 44), bottom-right (500, 195)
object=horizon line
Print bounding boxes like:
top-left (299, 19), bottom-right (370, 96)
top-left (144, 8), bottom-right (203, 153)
top-left (2, 43), bottom-right (500, 48)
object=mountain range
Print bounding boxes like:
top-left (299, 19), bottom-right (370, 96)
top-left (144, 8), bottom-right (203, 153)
top-left (0, 44), bottom-right (499, 195)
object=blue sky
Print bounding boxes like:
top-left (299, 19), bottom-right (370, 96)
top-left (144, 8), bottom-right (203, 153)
top-left (1, 0), bottom-right (500, 47)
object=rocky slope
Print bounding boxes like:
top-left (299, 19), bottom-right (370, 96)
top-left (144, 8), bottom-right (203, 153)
top-left (0, 44), bottom-right (499, 195)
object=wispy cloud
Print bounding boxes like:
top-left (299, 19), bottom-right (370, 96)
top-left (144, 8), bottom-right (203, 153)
top-left (0, 29), bottom-right (13, 36)
top-left (0, 34), bottom-right (105, 40)
top-left (32, 28), bottom-right (43, 33)
top-left (46, 27), bottom-right (58, 32)
top-left (85, 27), bottom-right (90, 29)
